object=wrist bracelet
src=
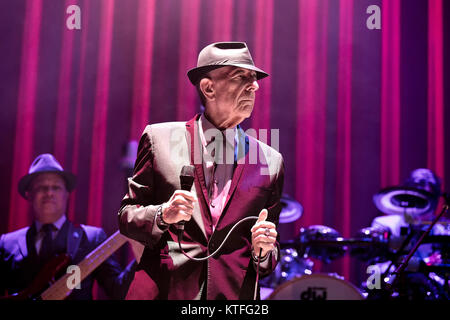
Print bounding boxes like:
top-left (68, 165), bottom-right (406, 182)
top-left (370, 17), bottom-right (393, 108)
top-left (252, 248), bottom-right (269, 262)
top-left (156, 204), bottom-right (169, 229)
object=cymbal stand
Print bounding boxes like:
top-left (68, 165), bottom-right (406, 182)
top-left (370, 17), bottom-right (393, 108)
top-left (379, 226), bottom-right (416, 284)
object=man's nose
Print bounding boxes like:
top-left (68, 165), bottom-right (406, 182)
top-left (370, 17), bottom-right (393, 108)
top-left (43, 186), bottom-right (56, 195)
top-left (248, 80), bottom-right (259, 92)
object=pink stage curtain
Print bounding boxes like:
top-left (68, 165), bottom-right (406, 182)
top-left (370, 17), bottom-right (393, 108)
top-left (1, 0), bottom-right (449, 289)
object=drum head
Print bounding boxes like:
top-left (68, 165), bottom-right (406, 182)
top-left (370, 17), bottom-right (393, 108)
top-left (268, 273), bottom-right (364, 300)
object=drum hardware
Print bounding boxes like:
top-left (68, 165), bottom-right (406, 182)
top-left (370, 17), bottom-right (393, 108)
top-left (282, 236), bottom-right (393, 265)
top-left (369, 271), bottom-right (449, 300)
top-left (259, 248), bottom-right (314, 291)
top-left (282, 238), bottom-right (376, 249)
top-left (355, 224), bottom-right (450, 300)
top-left (391, 195), bottom-right (448, 278)
top-left (349, 226), bottom-right (392, 263)
top-left (273, 189), bottom-right (450, 300)
top-left (420, 263), bottom-right (450, 273)
top-left (407, 219), bottom-right (450, 226)
top-left (420, 235), bottom-right (450, 244)
top-left (277, 227), bottom-right (449, 300)
top-left (373, 193), bottom-right (450, 300)
top-left (383, 256), bottom-right (450, 274)
top-left (281, 226), bottom-right (448, 264)
top-left (377, 227), bottom-right (419, 283)
top-left (297, 225), bottom-right (348, 263)
top-left (282, 232), bottom-right (391, 263)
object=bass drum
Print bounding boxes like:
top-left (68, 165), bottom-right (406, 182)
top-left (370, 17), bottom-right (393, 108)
top-left (267, 273), bottom-right (365, 300)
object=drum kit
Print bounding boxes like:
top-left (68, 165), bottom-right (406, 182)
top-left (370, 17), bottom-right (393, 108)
top-left (261, 187), bottom-right (450, 300)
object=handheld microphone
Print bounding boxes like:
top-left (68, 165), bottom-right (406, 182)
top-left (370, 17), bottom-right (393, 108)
top-left (175, 165), bottom-right (195, 234)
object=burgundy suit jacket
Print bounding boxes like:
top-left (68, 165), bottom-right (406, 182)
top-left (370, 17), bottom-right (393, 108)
top-left (118, 114), bottom-right (284, 300)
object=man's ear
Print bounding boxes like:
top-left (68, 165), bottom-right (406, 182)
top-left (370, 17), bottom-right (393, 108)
top-left (24, 190), bottom-right (32, 201)
top-left (199, 78), bottom-right (214, 101)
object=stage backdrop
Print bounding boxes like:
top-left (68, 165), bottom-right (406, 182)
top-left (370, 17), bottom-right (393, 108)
top-left (1, 0), bottom-right (449, 289)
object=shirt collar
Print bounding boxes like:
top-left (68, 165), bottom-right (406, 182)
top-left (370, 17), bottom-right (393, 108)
top-left (35, 215), bottom-right (67, 233)
top-left (199, 113), bottom-right (236, 148)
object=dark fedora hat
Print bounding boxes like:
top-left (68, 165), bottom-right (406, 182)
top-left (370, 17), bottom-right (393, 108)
top-left (405, 168), bottom-right (441, 198)
top-left (18, 153), bottom-right (76, 198)
top-left (187, 42), bottom-right (269, 85)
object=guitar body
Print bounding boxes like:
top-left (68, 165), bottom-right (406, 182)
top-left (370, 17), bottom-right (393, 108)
top-left (1, 230), bottom-right (127, 300)
top-left (1, 254), bottom-right (71, 300)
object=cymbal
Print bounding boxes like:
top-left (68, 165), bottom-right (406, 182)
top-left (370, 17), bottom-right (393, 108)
top-left (373, 186), bottom-right (435, 216)
top-left (279, 194), bottom-right (303, 224)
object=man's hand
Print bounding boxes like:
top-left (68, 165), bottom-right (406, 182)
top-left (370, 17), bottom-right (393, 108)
top-left (161, 190), bottom-right (197, 224)
top-left (251, 209), bottom-right (277, 258)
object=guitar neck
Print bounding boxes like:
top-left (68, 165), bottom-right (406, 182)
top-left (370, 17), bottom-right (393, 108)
top-left (40, 230), bottom-right (128, 300)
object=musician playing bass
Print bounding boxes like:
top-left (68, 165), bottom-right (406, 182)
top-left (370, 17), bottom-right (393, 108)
top-left (0, 154), bottom-right (136, 300)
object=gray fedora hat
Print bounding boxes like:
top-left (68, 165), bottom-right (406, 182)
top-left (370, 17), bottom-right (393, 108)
top-left (18, 153), bottom-right (76, 198)
top-left (187, 42), bottom-right (269, 85)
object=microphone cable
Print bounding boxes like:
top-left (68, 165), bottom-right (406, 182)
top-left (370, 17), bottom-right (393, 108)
top-left (176, 215), bottom-right (266, 300)
top-left (253, 248), bottom-right (263, 301)
top-left (177, 216), bottom-right (258, 261)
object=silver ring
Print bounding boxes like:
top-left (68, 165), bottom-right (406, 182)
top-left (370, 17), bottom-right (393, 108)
top-left (264, 228), bottom-right (271, 237)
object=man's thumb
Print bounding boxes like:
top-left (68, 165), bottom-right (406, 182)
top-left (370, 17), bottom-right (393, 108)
top-left (257, 209), bottom-right (268, 223)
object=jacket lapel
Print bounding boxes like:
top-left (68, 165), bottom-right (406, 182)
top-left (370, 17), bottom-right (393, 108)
top-left (20, 226), bottom-right (34, 258)
top-left (185, 114), bottom-right (211, 238)
top-left (67, 222), bottom-right (83, 259)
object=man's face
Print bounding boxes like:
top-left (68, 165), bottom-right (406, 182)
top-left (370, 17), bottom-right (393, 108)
top-left (27, 172), bottom-right (69, 224)
top-left (206, 66), bottom-right (259, 127)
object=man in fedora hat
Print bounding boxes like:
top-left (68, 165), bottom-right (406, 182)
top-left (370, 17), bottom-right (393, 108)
top-left (0, 153), bottom-right (136, 299)
top-left (371, 168), bottom-right (445, 238)
top-left (119, 42), bottom-right (284, 300)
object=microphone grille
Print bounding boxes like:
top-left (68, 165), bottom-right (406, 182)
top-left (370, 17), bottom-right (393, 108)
top-left (181, 165), bottom-right (195, 177)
